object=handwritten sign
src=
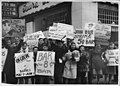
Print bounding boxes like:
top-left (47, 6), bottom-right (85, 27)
top-left (54, 23), bottom-right (75, 39)
top-left (95, 24), bottom-right (111, 40)
top-left (36, 51), bottom-right (55, 76)
top-left (15, 52), bottom-right (35, 77)
top-left (2, 48), bottom-right (8, 71)
top-left (43, 30), bottom-right (49, 38)
top-left (24, 31), bottom-right (45, 41)
top-left (105, 49), bottom-right (119, 66)
top-left (74, 29), bottom-right (95, 46)
top-left (24, 31), bottom-right (45, 51)
top-left (84, 22), bottom-right (96, 30)
top-left (48, 26), bottom-right (66, 41)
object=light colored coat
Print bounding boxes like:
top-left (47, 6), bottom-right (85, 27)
top-left (63, 50), bottom-right (80, 79)
top-left (63, 60), bottom-right (77, 79)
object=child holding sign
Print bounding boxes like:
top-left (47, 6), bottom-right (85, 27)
top-left (36, 43), bottom-right (51, 84)
top-left (91, 44), bottom-right (104, 84)
top-left (18, 42), bottom-right (30, 84)
top-left (102, 42), bottom-right (117, 84)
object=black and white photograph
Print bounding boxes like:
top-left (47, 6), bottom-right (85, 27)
top-left (1, 0), bottom-right (119, 85)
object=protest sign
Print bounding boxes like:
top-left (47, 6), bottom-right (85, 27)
top-left (15, 52), bottom-right (35, 77)
top-left (36, 51), bottom-right (55, 76)
top-left (95, 38), bottom-right (109, 46)
top-left (74, 29), bottom-right (95, 46)
top-left (24, 31), bottom-right (45, 51)
top-left (95, 24), bottom-right (111, 40)
top-left (105, 49), bottom-right (119, 66)
top-left (24, 31), bottom-right (45, 41)
top-left (2, 48), bottom-right (8, 71)
top-left (2, 19), bottom-right (25, 37)
top-left (84, 22), bottom-right (96, 30)
top-left (43, 30), bottom-right (49, 38)
top-left (49, 26), bottom-right (57, 32)
top-left (48, 27), bottom-right (66, 41)
top-left (56, 23), bottom-right (75, 39)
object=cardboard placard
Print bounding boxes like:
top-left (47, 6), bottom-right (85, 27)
top-left (24, 31), bottom-right (45, 51)
top-left (48, 27), bottom-right (66, 41)
top-left (2, 48), bottom-right (8, 71)
top-left (15, 52), bottom-right (35, 77)
top-left (55, 23), bottom-right (75, 39)
top-left (95, 24), bottom-right (111, 40)
top-left (74, 29), bottom-right (95, 46)
top-left (105, 49), bottom-right (119, 66)
top-left (36, 51), bottom-right (55, 76)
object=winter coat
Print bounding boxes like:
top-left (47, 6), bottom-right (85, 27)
top-left (77, 51), bottom-right (90, 72)
top-left (63, 50), bottom-right (80, 79)
top-left (3, 39), bottom-right (23, 78)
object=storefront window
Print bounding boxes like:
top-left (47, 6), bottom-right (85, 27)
top-left (46, 11), bottom-right (69, 27)
top-left (98, 2), bottom-right (118, 25)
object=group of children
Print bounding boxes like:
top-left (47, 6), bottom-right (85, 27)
top-left (2, 37), bottom-right (118, 84)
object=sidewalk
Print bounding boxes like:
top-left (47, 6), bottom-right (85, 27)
top-left (3, 76), bottom-right (117, 84)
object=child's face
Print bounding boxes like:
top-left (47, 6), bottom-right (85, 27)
top-left (58, 42), bottom-right (63, 48)
top-left (80, 46), bottom-right (85, 51)
top-left (15, 37), bottom-right (20, 44)
top-left (71, 43), bottom-right (76, 50)
top-left (109, 43), bottom-right (115, 49)
top-left (22, 44), bottom-right (27, 50)
top-left (39, 39), bottom-right (44, 44)
top-left (44, 39), bottom-right (48, 43)
top-left (96, 44), bottom-right (101, 49)
top-left (7, 40), bottom-right (11, 46)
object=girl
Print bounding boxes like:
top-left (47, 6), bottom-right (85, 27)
top-left (38, 38), bottom-right (44, 51)
top-left (18, 42), bottom-right (30, 84)
top-left (76, 45), bottom-right (90, 84)
top-left (102, 42), bottom-right (117, 83)
top-left (63, 42), bottom-right (80, 84)
top-left (36, 44), bottom-right (51, 84)
top-left (91, 44), bottom-right (104, 84)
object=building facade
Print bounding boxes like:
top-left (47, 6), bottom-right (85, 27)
top-left (2, 1), bottom-right (118, 46)
top-left (72, 2), bottom-right (118, 46)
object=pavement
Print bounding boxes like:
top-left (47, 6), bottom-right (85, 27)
top-left (2, 75), bottom-right (118, 84)
top-left (28, 75), bottom-right (118, 84)
top-left (91, 75), bottom-right (118, 84)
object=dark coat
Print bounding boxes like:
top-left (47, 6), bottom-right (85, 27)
top-left (77, 51), bottom-right (90, 72)
top-left (3, 39), bottom-right (23, 77)
top-left (52, 44), bottom-right (68, 76)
